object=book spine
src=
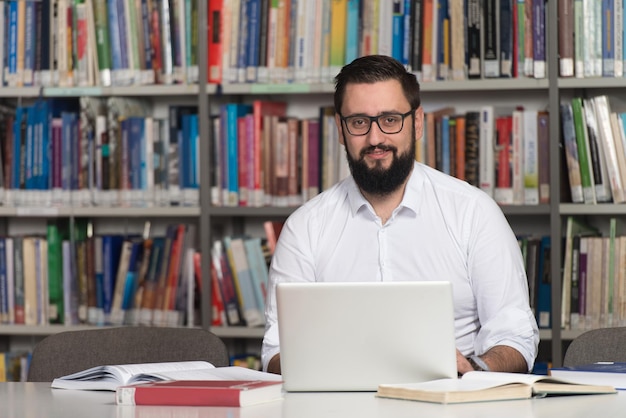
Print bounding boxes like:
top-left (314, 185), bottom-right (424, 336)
top-left (571, 98), bottom-right (595, 204)
top-left (537, 110), bottom-right (550, 204)
top-left (602, 0), bottom-right (615, 77)
top-left (499, 0), bottom-right (513, 78)
top-left (573, 0), bottom-right (584, 77)
top-left (466, 0), bottom-right (481, 79)
top-left (559, 0), bottom-right (574, 77)
top-left (483, 0), bottom-right (499, 77)
top-left (532, 0), bottom-right (546, 78)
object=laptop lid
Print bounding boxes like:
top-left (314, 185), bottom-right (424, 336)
top-left (276, 281), bottom-right (458, 392)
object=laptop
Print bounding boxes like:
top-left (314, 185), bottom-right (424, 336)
top-left (276, 281), bottom-right (458, 392)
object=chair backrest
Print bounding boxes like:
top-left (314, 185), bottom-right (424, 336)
top-left (563, 327), bottom-right (626, 367)
top-left (27, 327), bottom-right (229, 382)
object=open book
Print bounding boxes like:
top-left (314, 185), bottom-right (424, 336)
top-left (377, 371), bottom-right (617, 404)
top-left (50, 361), bottom-right (282, 391)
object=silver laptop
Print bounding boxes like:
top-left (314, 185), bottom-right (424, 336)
top-left (276, 281), bottom-right (458, 392)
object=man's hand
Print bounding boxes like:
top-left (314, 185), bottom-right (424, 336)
top-left (267, 353), bottom-right (282, 374)
top-left (456, 349), bottom-right (474, 375)
top-left (457, 346), bottom-right (528, 375)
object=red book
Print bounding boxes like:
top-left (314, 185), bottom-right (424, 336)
top-left (116, 380), bottom-right (283, 407)
top-left (207, 0), bottom-right (224, 83)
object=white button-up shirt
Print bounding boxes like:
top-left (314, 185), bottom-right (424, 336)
top-left (262, 162), bottom-right (540, 372)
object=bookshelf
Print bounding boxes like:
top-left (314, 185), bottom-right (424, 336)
top-left (0, 0), bottom-right (616, 371)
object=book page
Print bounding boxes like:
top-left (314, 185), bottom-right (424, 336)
top-left (138, 366), bottom-right (283, 383)
top-left (51, 361), bottom-right (215, 391)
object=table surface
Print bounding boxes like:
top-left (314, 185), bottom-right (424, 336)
top-left (1, 382), bottom-right (624, 418)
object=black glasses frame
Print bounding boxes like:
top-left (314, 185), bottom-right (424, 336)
top-left (339, 110), bottom-right (414, 136)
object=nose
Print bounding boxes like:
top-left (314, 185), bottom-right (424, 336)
top-left (367, 120), bottom-right (386, 145)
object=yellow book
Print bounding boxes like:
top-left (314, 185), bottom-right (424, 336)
top-left (329, 0), bottom-right (347, 74)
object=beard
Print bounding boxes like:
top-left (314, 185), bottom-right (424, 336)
top-left (345, 131), bottom-right (416, 197)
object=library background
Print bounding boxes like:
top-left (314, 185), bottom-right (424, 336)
top-left (0, 0), bottom-right (620, 380)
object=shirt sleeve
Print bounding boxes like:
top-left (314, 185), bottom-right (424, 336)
top-left (467, 194), bottom-right (540, 371)
top-left (261, 211), bottom-right (316, 372)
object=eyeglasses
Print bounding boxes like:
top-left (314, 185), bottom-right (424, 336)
top-left (340, 110), bottom-right (414, 136)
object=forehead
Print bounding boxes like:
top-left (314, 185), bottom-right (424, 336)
top-left (341, 79), bottom-right (408, 115)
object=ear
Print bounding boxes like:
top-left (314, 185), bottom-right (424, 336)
top-left (335, 113), bottom-right (345, 146)
top-left (414, 107), bottom-right (424, 142)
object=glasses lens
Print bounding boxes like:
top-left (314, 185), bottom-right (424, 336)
top-left (345, 116), bottom-right (371, 135)
top-left (377, 114), bottom-right (403, 134)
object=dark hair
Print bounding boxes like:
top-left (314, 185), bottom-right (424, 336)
top-left (334, 55), bottom-right (421, 114)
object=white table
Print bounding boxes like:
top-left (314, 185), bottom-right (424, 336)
top-left (1, 383), bottom-right (625, 418)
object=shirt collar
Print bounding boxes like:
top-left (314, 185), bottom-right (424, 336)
top-left (346, 162), bottom-right (424, 218)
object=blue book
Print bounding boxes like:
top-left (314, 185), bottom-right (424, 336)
top-left (6, 1), bottom-right (17, 86)
top-left (246, 0), bottom-right (261, 82)
top-left (391, 1), bottom-right (404, 61)
top-left (550, 362), bottom-right (626, 390)
top-left (23, 0), bottom-right (35, 86)
top-left (12, 106), bottom-right (27, 190)
top-left (602, 0), bottom-right (615, 77)
top-left (36, 100), bottom-right (50, 192)
top-left (128, 117), bottom-right (145, 194)
top-left (345, 0), bottom-right (360, 64)
top-left (499, 0), bottom-right (513, 77)
top-left (24, 105), bottom-right (37, 191)
top-left (180, 113), bottom-right (199, 202)
top-left (402, 0), bottom-right (412, 67)
top-left (107, 0), bottom-right (123, 83)
top-left (116, 0), bottom-right (129, 78)
top-left (121, 239), bottom-right (143, 311)
top-left (535, 236), bottom-right (551, 328)
top-left (225, 103), bottom-right (252, 206)
top-left (532, 0), bottom-right (546, 78)
top-left (102, 235), bottom-right (124, 323)
top-left (440, 115), bottom-right (451, 175)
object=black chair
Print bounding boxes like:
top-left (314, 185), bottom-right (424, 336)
top-left (27, 327), bottom-right (229, 382)
top-left (563, 327), bottom-right (626, 367)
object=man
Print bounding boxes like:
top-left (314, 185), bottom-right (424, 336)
top-left (261, 55), bottom-right (539, 375)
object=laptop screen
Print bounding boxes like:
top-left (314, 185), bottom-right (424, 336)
top-left (276, 281), bottom-right (458, 391)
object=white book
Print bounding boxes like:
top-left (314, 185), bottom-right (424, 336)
top-left (593, 95), bottom-right (626, 203)
top-left (616, 0), bottom-right (624, 77)
top-left (523, 110), bottom-right (539, 205)
top-left (51, 361), bottom-right (281, 391)
top-left (583, 98), bottom-right (612, 202)
top-left (574, 0), bottom-right (584, 78)
top-left (478, 106), bottom-right (495, 198)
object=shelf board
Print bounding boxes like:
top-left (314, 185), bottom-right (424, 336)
top-left (71, 206), bottom-right (200, 217)
top-left (500, 204), bottom-right (551, 215)
top-left (560, 203), bottom-right (626, 215)
top-left (0, 324), bottom-right (109, 337)
top-left (558, 78), bottom-right (626, 89)
top-left (209, 206), bottom-right (296, 217)
top-left (0, 206), bottom-right (200, 218)
top-left (210, 326), bottom-right (265, 339)
top-left (420, 78), bottom-right (550, 92)
top-left (0, 87), bottom-right (41, 97)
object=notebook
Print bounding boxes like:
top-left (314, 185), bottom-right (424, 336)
top-left (276, 281), bottom-right (458, 392)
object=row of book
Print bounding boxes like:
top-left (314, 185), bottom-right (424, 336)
top-left (209, 235), bottom-right (272, 328)
top-left (0, 0), bottom-right (197, 88)
top-left (562, 217), bottom-right (626, 331)
top-left (0, 351), bottom-right (30, 382)
top-left (520, 235), bottom-right (551, 330)
top-left (0, 97), bottom-right (199, 208)
top-left (419, 106), bottom-right (550, 206)
top-left (210, 102), bottom-right (348, 208)
top-left (209, 0), bottom-right (548, 85)
top-left (559, 0), bottom-right (626, 79)
top-left (0, 220), bottom-right (199, 328)
top-left (561, 95), bottom-right (626, 204)
top-left (210, 100), bottom-right (551, 208)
